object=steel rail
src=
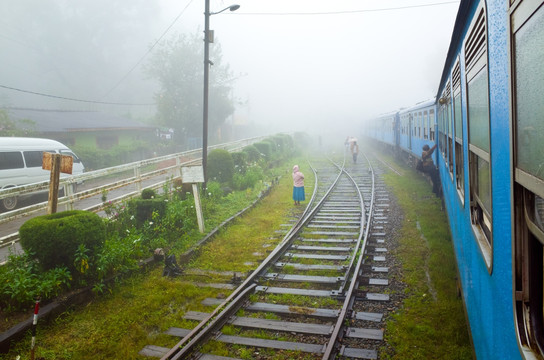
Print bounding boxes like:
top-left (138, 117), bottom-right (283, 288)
top-left (161, 157), bottom-right (346, 360)
top-left (322, 151), bottom-right (376, 359)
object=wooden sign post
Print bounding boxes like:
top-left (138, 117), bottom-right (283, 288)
top-left (42, 152), bottom-right (73, 214)
top-left (181, 166), bottom-right (205, 233)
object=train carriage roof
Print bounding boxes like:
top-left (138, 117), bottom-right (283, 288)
top-left (398, 98), bottom-right (436, 115)
top-left (436, 0), bottom-right (473, 97)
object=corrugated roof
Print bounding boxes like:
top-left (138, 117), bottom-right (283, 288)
top-left (3, 108), bottom-right (154, 132)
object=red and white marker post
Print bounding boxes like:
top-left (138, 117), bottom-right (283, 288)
top-left (30, 297), bottom-right (40, 360)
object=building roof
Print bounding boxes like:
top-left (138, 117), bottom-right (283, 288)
top-left (3, 108), bottom-right (154, 132)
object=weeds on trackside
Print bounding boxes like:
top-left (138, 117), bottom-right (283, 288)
top-left (2, 158), bottom-right (315, 360)
top-left (378, 153), bottom-right (473, 360)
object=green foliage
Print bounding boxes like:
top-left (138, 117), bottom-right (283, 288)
top-left (134, 198), bottom-right (167, 225)
top-left (1, 152), bottom-right (301, 355)
top-left (242, 145), bottom-right (261, 162)
top-left (19, 210), bottom-right (106, 272)
top-left (379, 154), bottom-right (472, 359)
top-left (93, 233), bottom-right (141, 283)
top-left (253, 141), bottom-right (272, 158)
top-left (231, 151), bottom-right (248, 174)
top-left (2, 150), bottom-right (293, 319)
top-left (207, 149), bottom-right (235, 183)
top-left (273, 134), bottom-right (294, 154)
top-left (145, 32), bottom-right (234, 143)
top-left (232, 166), bottom-right (263, 190)
top-left (71, 141), bottom-right (151, 170)
top-left (163, 195), bottom-right (196, 236)
top-left (0, 252), bottom-right (71, 311)
top-left (141, 188), bottom-right (157, 200)
top-left (0, 109), bottom-right (37, 137)
top-left (205, 181), bottom-right (223, 201)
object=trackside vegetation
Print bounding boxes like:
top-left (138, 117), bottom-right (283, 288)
top-left (0, 143), bottom-right (472, 359)
top-left (378, 152), bottom-right (473, 359)
top-left (0, 151), bottom-right (313, 359)
top-left (0, 133), bottom-right (303, 326)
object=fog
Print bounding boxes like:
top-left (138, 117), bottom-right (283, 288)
top-left (0, 0), bottom-right (459, 143)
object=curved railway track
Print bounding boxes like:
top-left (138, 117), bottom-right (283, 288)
top-left (141, 150), bottom-right (393, 360)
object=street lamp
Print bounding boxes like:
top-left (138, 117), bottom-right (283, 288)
top-left (202, 2), bottom-right (240, 187)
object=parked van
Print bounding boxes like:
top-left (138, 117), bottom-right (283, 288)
top-left (0, 137), bottom-right (85, 211)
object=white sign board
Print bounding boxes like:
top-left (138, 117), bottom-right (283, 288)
top-left (181, 166), bottom-right (204, 183)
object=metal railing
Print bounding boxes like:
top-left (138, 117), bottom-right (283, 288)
top-left (0, 136), bottom-right (267, 249)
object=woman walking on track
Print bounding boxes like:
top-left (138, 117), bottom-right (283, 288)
top-left (292, 165), bottom-right (305, 205)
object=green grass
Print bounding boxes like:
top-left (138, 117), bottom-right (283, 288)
top-left (379, 153), bottom-right (473, 360)
top-left (1, 157), bottom-right (314, 360)
top-left (2, 153), bottom-right (472, 359)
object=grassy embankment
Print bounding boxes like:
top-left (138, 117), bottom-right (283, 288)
top-left (377, 152), bottom-right (473, 359)
top-left (2, 158), bottom-right (314, 360)
top-left (2, 151), bottom-right (473, 359)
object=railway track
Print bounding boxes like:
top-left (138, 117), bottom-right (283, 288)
top-left (140, 150), bottom-right (393, 359)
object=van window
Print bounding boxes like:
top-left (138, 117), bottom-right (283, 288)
top-left (23, 151), bottom-right (44, 168)
top-left (60, 150), bottom-right (81, 163)
top-left (0, 152), bottom-right (24, 170)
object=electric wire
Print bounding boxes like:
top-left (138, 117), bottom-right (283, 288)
top-left (227, 1), bottom-right (460, 16)
top-left (101, 0), bottom-right (195, 99)
top-left (0, 84), bottom-right (154, 106)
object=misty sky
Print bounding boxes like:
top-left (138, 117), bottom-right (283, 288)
top-left (0, 0), bottom-right (460, 139)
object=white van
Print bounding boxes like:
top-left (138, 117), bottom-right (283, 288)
top-left (0, 137), bottom-right (85, 211)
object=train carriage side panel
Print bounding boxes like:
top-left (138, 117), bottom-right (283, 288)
top-left (436, 0), bottom-right (521, 358)
top-left (398, 99), bottom-right (437, 165)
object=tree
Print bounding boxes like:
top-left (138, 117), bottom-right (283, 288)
top-left (145, 32), bottom-right (234, 146)
top-left (0, 110), bottom-right (36, 136)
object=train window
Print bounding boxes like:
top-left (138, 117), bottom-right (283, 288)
top-left (465, 6), bottom-right (492, 268)
top-left (423, 111), bottom-right (428, 139)
top-left (447, 98), bottom-right (454, 176)
top-left (468, 70), bottom-right (490, 152)
top-left (418, 112), bottom-right (422, 138)
top-left (0, 152), bottom-right (24, 170)
top-left (438, 84), bottom-right (450, 160)
top-left (430, 109), bottom-right (435, 141)
top-left (453, 61), bottom-right (465, 201)
top-left (438, 103), bottom-right (445, 157)
top-left (512, 0), bottom-right (544, 357)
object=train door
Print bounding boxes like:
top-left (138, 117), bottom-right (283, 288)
top-left (511, 0), bottom-right (544, 357)
top-left (408, 114), bottom-right (413, 151)
top-left (394, 113), bottom-right (400, 149)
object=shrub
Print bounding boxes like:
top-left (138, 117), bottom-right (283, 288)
top-left (274, 134), bottom-right (294, 153)
top-left (141, 188), bottom-right (156, 199)
top-left (0, 252), bottom-right (71, 311)
top-left (72, 142), bottom-right (152, 170)
top-left (231, 151), bottom-right (248, 174)
top-left (253, 141), bottom-right (272, 158)
top-left (19, 210), bottom-right (106, 272)
top-left (242, 145), bottom-right (261, 163)
top-left (207, 149), bottom-right (235, 183)
top-left (204, 181), bottom-right (223, 199)
top-left (134, 198), bottom-right (167, 225)
top-left (232, 166), bottom-right (264, 190)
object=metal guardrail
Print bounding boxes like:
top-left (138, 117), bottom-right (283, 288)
top-left (0, 136), bottom-right (267, 249)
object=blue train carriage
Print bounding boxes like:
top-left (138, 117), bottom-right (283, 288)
top-left (436, 0), bottom-right (544, 358)
top-left (363, 110), bottom-right (398, 148)
top-left (397, 99), bottom-right (437, 167)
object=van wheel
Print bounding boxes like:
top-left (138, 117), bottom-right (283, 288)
top-left (1, 196), bottom-right (18, 211)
